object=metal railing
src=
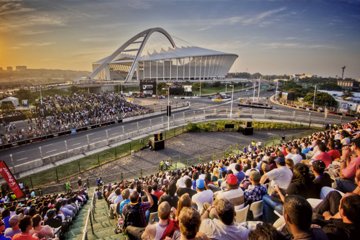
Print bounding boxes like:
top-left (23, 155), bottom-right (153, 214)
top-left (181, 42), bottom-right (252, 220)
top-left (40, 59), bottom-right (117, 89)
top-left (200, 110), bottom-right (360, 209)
top-left (82, 192), bottom-right (96, 240)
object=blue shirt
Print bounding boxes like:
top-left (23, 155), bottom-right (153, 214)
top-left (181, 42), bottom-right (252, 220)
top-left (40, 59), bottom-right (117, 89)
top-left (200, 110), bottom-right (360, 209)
top-left (118, 199), bottom-right (130, 215)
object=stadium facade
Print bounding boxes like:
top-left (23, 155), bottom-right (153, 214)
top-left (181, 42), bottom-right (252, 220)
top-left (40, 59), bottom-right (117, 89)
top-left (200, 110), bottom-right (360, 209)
top-left (89, 27), bottom-right (238, 83)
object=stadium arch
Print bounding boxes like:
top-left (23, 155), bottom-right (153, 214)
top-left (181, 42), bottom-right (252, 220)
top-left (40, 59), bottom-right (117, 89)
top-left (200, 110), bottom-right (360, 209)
top-left (89, 27), bottom-right (238, 83)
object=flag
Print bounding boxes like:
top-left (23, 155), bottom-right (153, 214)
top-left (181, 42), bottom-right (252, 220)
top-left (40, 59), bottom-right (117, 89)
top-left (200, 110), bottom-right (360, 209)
top-left (0, 161), bottom-right (24, 198)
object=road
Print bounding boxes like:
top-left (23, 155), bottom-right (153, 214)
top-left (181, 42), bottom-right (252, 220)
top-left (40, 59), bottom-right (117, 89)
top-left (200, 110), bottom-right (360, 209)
top-left (0, 88), bottom-right (353, 169)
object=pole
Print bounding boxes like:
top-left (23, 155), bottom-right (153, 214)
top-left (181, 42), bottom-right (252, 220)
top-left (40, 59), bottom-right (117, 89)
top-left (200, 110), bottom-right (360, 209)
top-left (275, 81), bottom-right (279, 100)
top-left (86, 134), bottom-right (90, 147)
top-left (312, 85), bottom-right (317, 109)
top-left (257, 77), bottom-right (261, 102)
top-left (252, 81), bottom-right (256, 103)
top-left (168, 86), bottom-right (170, 130)
top-left (230, 85), bottom-right (234, 118)
top-left (225, 83), bottom-right (227, 93)
top-left (39, 146), bottom-right (43, 159)
top-left (106, 130), bottom-right (109, 144)
top-left (64, 140), bottom-right (68, 153)
top-left (9, 154), bottom-right (15, 173)
top-left (39, 85), bottom-right (43, 105)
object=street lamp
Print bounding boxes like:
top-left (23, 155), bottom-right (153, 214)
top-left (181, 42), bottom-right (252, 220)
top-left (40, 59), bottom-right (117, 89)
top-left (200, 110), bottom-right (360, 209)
top-left (312, 85), bottom-right (317, 109)
top-left (163, 83), bottom-right (172, 130)
top-left (230, 84), bottom-right (234, 118)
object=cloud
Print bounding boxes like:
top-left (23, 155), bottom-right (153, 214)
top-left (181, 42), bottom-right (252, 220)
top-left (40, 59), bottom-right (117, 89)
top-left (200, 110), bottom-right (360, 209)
top-left (261, 41), bottom-right (338, 49)
top-left (10, 41), bottom-right (56, 49)
top-left (79, 37), bottom-right (112, 43)
top-left (18, 30), bottom-right (51, 35)
top-left (194, 7), bottom-right (287, 31)
top-left (127, 0), bottom-right (152, 9)
top-left (0, 0), bottom-right (34, 16)
top-left (0, 13), bottom-right (65, 32)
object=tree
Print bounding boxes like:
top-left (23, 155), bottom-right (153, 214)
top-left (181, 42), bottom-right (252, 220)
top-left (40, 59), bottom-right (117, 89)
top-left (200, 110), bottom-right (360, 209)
top-left (0, 101), bottom-right (16, 115)
top-left (318, 83), bottom-right (342, 91)
top-left (15, 89), bottom-right (32, 102)
top-left (303, 92), bottom-right (338, 108)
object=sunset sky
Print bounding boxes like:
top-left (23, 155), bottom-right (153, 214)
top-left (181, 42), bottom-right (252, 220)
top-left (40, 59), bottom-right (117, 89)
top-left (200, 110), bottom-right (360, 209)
top-left (1, 0), bottom-right (360, 78)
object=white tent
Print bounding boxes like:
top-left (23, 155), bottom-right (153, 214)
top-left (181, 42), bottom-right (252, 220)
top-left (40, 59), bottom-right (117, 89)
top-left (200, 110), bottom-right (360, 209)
top-left (0, 96), bottom-right (19, 107)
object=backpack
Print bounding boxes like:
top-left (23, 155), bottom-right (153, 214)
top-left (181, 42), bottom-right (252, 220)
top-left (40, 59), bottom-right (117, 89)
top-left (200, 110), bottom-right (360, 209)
top-left (123, 203), bottom-right (144, 229)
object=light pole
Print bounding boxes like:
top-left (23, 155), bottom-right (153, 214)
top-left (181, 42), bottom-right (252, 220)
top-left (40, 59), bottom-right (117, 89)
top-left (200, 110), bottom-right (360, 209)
top-left (230, 84), bottom-right (234, 118)
top-left (40, 85), bottom-right (43, 105)
top-left (163, 83), bottom-right (172, 130)
top-left (257, 77), bottom-right (261, 102)
top-left (312, 85), bottom-right (317, 109)
top-left (275, 80), bottom-right (279, 100)
top-left (225, 83), bottom-right (228, 93)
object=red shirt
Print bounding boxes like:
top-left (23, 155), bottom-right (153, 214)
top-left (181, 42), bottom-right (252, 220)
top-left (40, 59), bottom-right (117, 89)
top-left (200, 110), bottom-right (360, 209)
top-left (12, 233), bottom-right (39, 240)
top-left (314, 152), bottom-right (332, 167)
top-left (327, 149), bottom-right (341, 161)
top-left (152, 190), bottom-right (164, 200)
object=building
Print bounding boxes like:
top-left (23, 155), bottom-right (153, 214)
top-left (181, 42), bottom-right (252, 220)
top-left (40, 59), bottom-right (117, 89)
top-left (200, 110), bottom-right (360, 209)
top-left (337, 79), bottom-right (359, 91)
top-left (6, 66), bottom-right (13, 71)
top-left (89, 27), bottom-right (238, 83)
top-left (15, 66), bottom-right (27, 71)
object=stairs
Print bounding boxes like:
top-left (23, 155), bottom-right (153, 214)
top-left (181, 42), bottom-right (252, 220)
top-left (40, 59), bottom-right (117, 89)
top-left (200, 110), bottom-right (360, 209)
top-left (87, 198), bottom-right (129, 240)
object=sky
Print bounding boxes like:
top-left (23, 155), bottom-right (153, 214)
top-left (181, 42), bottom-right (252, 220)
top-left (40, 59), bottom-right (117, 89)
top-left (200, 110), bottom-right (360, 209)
top-left (0, 0), bottom-right (360, 78)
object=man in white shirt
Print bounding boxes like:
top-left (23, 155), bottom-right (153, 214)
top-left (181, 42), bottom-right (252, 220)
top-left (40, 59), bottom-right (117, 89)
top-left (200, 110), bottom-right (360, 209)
top-left (260, 157), bottom-right (293, 194)
top-left (199, 198), bottom-right (249, 240)
top-left (192, 179), bottom-right (213, 212)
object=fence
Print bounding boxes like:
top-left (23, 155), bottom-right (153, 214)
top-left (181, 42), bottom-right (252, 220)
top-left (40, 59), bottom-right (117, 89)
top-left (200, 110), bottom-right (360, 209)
top-left (9, 105), bottom-right (346, 193)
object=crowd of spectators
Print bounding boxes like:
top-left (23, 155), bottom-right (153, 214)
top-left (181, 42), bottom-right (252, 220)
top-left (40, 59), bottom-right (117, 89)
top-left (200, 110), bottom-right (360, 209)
top-left (0, 182), bottom-right (88, 239)
top-left (100, 120), bottom-right (360, 240)
top-left (0, 92), bottom-right (151, 145)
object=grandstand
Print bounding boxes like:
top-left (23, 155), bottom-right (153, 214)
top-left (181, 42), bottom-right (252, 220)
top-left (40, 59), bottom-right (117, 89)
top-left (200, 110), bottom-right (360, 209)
top-left (74, 120), bottom-right (359, 239)
top-left (89, 27), bottom-right (238, 82)
top-left (1, 119), bottom-right (360, 239)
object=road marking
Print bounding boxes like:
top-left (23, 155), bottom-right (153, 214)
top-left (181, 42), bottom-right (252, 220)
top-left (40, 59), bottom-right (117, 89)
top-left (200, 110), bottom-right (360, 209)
top-left (15, 150), bottom-right (26, 155)
top-left (42, 143), bottom-right (54, 147)
top-left (46, 149), bottom-right (57, 154)
top-left (72, 143), bottom-right (81, 146)
top-left (17, 157), bottom-right (28, 161)
top-left (92, 137), bottom-right (102, 141)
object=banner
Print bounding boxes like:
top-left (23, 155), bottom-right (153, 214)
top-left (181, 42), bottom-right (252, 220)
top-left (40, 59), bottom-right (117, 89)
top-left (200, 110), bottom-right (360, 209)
top-left (0, 161), bottom-right (24, 198)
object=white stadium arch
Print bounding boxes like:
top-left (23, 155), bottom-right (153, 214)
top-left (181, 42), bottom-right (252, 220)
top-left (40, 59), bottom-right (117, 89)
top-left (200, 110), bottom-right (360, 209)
top-left (89, 27), bottom-right (238, 83)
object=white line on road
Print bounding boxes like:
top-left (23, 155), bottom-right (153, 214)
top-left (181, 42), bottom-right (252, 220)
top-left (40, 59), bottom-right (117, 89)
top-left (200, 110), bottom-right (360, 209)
top-left (72, 143), bottom-right (81, 146)
top-left (17, 157), bottom-right (28, 161)
top-left (42, 143), bottom-right (54, 147)
top-left (46, 149), bottom-right (57, 154)
top-left (92, 137), bottom-right (102, 141)
top-left (15, 150), bottom-right (26, 155)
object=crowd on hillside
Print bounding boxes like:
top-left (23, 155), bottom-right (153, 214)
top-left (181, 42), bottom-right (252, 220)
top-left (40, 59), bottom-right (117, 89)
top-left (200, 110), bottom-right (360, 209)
top-left (0, 178), bottom-right (88, 240)
top-left (0, 92), bottom-right (152, 145)
top-left (100, 120), bottom-right (360, 240)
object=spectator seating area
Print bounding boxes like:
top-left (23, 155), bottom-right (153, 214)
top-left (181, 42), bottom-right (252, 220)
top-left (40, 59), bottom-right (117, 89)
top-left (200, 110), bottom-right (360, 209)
top-left (0, 182), bottom-right (89, 240)
top-left (95, 120), bottom-right (360, 240)
top-left (0, 92), bottom-right (152, 145)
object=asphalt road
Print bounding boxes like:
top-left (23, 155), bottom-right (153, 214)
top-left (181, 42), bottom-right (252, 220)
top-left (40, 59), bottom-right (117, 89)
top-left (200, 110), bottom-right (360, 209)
top-left (0, 88), bottom-right (353, 167)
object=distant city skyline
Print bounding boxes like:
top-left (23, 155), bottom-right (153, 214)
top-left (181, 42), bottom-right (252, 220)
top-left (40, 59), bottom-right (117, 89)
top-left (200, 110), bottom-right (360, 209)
top-left (1, 0), bottom-right (360, 78)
